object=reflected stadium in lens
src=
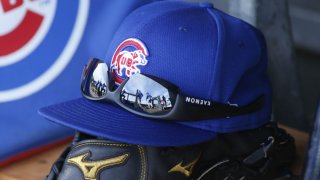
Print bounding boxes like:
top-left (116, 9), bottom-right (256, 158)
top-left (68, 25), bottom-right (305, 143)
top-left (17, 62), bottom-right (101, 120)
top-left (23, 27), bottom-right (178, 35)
top-left (89, 63), bottom-right (108, 97)
top-left (120, 74), bottom-right (174, 114)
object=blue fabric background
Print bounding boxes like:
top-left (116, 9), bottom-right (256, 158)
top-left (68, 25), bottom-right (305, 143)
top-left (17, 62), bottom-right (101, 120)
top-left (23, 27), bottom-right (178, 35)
top-left (0, 0), bottom-right (153, 162)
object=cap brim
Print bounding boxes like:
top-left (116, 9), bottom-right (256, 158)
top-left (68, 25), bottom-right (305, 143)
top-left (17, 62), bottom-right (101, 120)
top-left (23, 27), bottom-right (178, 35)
top-left (38, 98), bottom-right (217, 146)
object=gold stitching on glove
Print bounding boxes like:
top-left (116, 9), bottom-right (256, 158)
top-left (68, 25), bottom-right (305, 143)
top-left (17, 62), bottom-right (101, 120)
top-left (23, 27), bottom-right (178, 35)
top-left (74, 143), bottom-right (132, 149)
top-left (138, 145), bottom-right (147, 180)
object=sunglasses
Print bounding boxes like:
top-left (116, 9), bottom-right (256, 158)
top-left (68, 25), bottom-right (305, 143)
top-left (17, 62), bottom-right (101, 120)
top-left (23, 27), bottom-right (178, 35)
top-left (81, 58), bottom-right (264, 121)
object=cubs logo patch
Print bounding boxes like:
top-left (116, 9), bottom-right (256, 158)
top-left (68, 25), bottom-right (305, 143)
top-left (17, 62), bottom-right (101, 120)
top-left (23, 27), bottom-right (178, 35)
top-left (111, 38), bottom-right (148, 84)
top-left (0, 0), bottom-right (89, 102)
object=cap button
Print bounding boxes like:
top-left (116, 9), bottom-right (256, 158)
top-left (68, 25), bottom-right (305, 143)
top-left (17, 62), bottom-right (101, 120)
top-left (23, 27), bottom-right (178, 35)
top-left (199, 2), bottom-right (214, 9)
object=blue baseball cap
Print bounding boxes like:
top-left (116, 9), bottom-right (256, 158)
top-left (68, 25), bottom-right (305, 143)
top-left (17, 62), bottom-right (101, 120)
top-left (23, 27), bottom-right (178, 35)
top-left (39, 1), bottom-right (272, 146)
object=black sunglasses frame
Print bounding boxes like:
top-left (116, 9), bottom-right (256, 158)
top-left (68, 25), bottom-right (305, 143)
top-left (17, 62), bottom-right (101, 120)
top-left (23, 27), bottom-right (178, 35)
top-left (81, 58), bottom-right (265, 121)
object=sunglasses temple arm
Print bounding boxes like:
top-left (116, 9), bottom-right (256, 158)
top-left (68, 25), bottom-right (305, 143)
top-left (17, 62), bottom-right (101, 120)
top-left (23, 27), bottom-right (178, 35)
top-left (174, 95), bottom-right (265, 121)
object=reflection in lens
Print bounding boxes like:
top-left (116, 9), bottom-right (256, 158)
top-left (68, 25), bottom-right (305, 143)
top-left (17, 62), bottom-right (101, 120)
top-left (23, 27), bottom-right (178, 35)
top-left (120, 74), bottom-right (174, 114)
top-left (89, 63), bottom-right (108, 97)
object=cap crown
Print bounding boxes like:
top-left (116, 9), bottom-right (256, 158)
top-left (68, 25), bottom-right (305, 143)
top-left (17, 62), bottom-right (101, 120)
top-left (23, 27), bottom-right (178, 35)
top-left (106, 1), bottom-right (271, 132)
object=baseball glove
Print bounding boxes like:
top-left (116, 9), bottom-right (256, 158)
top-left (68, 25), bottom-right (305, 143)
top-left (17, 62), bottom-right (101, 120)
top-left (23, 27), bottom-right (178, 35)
top-left (45, 122), bottom-right (295, 180)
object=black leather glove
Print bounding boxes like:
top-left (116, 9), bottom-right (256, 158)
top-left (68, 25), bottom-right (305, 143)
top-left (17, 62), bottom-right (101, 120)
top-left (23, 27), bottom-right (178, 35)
top-left (46, 122), bottom-right (295, 180)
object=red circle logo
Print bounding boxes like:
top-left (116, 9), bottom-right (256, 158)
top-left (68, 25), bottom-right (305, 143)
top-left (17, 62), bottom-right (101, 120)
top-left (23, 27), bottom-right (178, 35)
top-left (0, 0), bottom-right (56, 67)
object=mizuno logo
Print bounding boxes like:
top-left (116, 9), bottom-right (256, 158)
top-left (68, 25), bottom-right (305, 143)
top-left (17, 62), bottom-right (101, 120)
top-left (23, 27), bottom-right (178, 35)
top-left (168, 153), bottom-right (201, 177)
top-left (67, 151), bottom-right (129, 180)
top-left (185, 97), bottom-right (211, 106)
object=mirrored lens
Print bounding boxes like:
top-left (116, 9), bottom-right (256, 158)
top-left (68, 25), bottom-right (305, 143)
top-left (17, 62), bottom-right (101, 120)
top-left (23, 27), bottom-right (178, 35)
top-left (120, 74), bottom-right (175, 114)
top-left (81, 59), bottom-right (109, 98)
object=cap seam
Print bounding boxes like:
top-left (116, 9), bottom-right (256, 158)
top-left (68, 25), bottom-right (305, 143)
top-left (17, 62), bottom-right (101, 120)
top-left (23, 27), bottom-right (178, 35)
top-left (206, 8), bottom-right (225, 102)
